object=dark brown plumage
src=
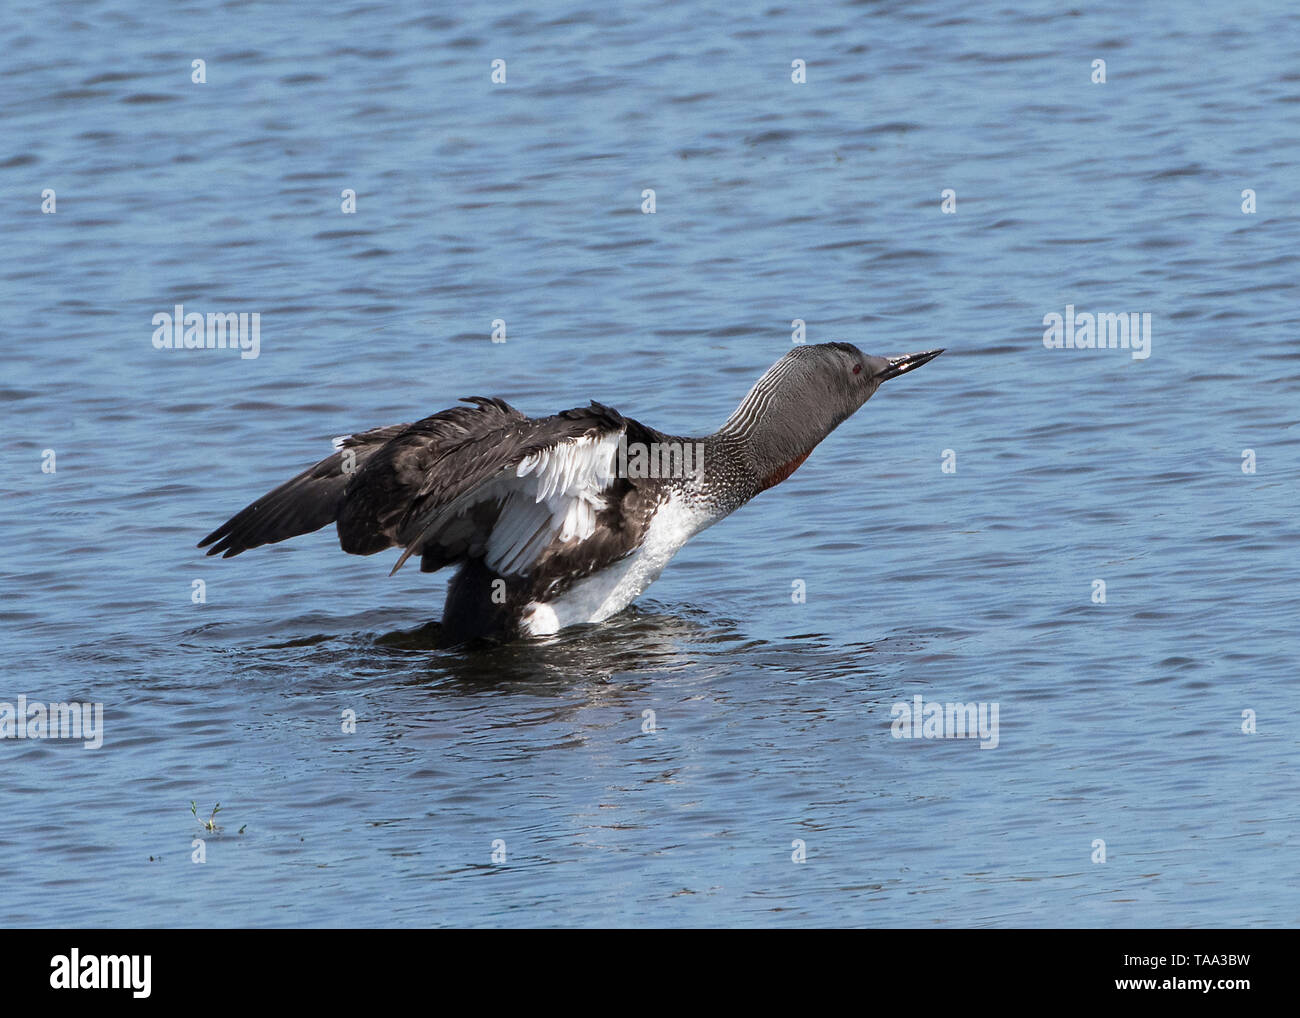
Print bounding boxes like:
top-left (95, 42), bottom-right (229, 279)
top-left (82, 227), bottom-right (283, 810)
top-left (198, 397), bottom-right (669, 638)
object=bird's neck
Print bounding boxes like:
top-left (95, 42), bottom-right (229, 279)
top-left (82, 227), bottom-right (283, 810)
top-left (654, 367), bottom-right (830, 514)
top-left (702, 428), bottom-right (815, 503)
top-left (709, 359), bottom-right (828, 497)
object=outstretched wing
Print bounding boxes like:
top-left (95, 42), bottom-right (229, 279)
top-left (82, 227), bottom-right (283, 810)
top-left (386, 403), bottom-right (629, 576)
top-left (198, 397), bottom-right (640, 583)
top-left (197, 422), bottom-right (410, 557)
top-left (332, 397), bottom-right (533, 555)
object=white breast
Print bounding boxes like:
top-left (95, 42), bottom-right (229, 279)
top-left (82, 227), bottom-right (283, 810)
top-left (519, 493), bottom-right (717, 636)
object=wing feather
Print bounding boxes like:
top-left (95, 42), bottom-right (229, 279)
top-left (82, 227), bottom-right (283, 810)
top-left (201, 397), bottom-right (643, 587)
top-left (197, 422), bottom-right (410, 557)
top-left (390, 427), bottom-right (623, 576)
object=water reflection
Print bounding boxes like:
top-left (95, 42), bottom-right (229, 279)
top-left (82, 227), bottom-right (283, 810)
top-left (378, 604), bottom-right (746, 689)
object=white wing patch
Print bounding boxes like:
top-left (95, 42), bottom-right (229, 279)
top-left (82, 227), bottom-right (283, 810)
top-left (486, 432), bottom-right (620, 574)
top-left (390, 430), bottom-right (622, 577)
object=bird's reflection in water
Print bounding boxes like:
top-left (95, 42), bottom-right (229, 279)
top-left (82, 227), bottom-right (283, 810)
top-left (243, 600), bottom-right (889, 714)
top-left (373, 603), bottom-right (749, 694)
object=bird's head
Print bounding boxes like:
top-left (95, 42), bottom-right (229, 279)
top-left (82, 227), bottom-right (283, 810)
top-left (720, 342), bottom-right (944, 493)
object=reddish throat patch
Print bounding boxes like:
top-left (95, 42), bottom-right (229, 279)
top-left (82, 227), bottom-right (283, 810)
top-left (758, 451), bottom-right (811, 493)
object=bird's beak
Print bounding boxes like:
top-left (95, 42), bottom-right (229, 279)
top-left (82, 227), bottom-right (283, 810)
top-left (877, 348), bottom-right (944, 381)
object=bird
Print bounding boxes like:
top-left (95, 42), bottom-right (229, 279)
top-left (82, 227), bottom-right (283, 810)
top-left (198, 343), bottom-right (943, 642)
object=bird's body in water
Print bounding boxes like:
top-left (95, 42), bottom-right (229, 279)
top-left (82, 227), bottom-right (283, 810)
top-left (199, 343), bottom-right (943, 642)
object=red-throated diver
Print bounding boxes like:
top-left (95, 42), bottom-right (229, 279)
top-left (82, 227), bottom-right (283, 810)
top-left (198, 343), bottom-right (943, 640)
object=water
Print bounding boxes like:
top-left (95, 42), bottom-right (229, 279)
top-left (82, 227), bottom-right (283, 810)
top-left (2, 0), bottom-right (1298, 927)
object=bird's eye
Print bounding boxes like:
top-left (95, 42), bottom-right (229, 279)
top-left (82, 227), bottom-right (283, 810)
top-left (852, 364), bottom-right (862, 375)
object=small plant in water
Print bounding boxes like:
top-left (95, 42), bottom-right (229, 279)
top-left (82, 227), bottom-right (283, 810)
top-left (191, 800), bottom-right (221, 832)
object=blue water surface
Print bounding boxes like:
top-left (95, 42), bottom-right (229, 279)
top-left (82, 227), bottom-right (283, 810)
top-left (1, 0), bottom-right (1297, 926)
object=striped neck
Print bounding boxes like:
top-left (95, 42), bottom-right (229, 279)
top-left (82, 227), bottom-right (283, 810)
top-left (699, 371), bottom-right (819, 507)
top-left (706, 350), bottom-right (860, 504)
top-left (716, 353), bottom-right (805, 442)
